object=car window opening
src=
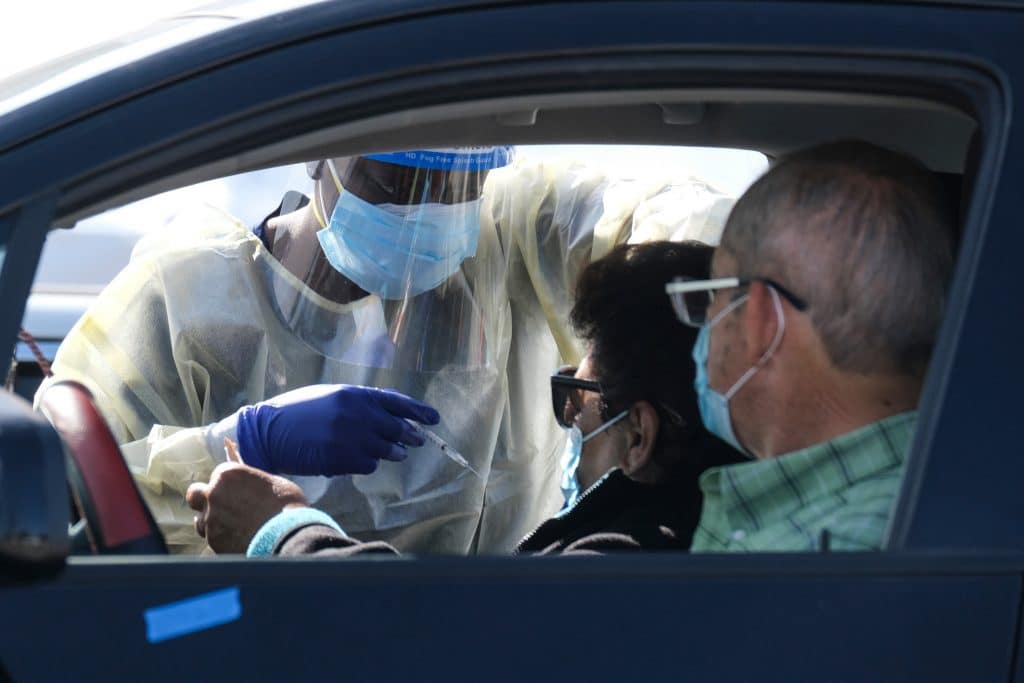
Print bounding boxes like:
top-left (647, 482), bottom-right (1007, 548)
top-left (21, 129), bottom-right (973, 561)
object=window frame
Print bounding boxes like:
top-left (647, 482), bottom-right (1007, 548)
top-left (0, 0), bottom-right (1013, 562)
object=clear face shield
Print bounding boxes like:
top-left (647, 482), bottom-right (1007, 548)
top-left (259, 148), bottom-right (520, 548)
top-left (270, 147), bottom-right (514, 372)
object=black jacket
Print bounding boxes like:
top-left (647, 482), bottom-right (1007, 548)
top-left (275, 467), bottom-right (708, 557)
top-left (514, 468), bottom-right (703, 554)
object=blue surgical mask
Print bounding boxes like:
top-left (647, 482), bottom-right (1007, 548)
top-left (692, 288), bottom-right (785, 456)
top-left (317, 189), bottom-right (482, 300)
top-left (559, 409), bottom-right (629, 509)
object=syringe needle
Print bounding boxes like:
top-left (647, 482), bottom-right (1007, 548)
top-left (445, 448), bottom-right (482, 478)
top-left (406, 420), bottom-right (480, 478)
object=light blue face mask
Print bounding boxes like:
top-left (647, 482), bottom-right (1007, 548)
top-left (559, 410), bottom-right (629, 509)
top-left (317, 188), bottom-right (483, 300)
top-left (692, 287), bottom-right (785, 456)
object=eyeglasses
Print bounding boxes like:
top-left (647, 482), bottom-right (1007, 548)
top-left (551, 365), bottom-right (690, 432)
top-left (550, 365), bottom-right (603, 428)
top-left (665, 276), bottom-right (808, 327)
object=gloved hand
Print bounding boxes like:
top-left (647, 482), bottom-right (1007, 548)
top-left (235, 384), bottom-right (440, 476)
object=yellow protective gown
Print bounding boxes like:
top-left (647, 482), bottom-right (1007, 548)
top-left (37, 158), bottom-right (735, 554)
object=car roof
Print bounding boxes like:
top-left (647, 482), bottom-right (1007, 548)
top-left (0, 0), bottom-right (332, 123)
top-left (0, 0), bottom-right (1013, 157)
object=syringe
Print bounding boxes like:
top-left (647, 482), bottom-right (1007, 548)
top-left (406, 420), bottom-right (481, 478)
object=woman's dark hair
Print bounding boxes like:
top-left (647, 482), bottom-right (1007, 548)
top-left (569, 240), bottom-right (740, 475)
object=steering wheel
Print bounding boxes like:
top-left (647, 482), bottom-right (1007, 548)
top-left (37, 380), bottom-right (167, 554)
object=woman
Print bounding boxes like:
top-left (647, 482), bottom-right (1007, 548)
top-left (187, 241), bottom-right (742, 556)
top-left (517, 240), bottom-right (743, 553)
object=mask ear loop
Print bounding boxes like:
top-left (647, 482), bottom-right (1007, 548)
top-left (581, 409), bottom-right (630, 444)
top-left (326, 159), bottom-right (344, 193)
top-left (708, 291), bottom-right (749, 327)
top-left (312, 159), bottom-right (346, 230)
top-left (723, 287), bottom-right (785, 400)
top-left (311, 184), bottom-right (328, 229)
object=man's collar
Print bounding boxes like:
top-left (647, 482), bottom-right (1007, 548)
top-left (699, 411), bottom-right (917, 532)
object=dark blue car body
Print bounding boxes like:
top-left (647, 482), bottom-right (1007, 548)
top-left (1, 1), bottom-right (1024, 679)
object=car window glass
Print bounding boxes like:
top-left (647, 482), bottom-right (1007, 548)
top-left (24, 132), bottom-right (964, 559)
top-left (28, 147), bottom-right (765, 327)
top-left (26, 144), bottom-right (778, 559)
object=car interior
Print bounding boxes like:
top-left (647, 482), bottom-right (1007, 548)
top-left (54, 88), bottom-right (977, 222)
top-left (8, 84), bottom-right (981, 560)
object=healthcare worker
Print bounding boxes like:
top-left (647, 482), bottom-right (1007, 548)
top-left (38, 146), bottom-right (736, 554)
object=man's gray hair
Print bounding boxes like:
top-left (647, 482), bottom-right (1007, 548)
top-left (720, 140), bottom-right (955, 378)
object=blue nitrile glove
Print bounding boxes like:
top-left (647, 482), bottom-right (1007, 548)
top-left (235, 384), bottom-right (440, 476)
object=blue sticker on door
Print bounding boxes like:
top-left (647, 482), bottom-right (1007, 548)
top-left (144, 586), bottom-right (242, 643)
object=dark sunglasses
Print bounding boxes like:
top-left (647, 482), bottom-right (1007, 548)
top-left (551, 365), bottom-right (691, 434)
top-left (550, 365), bottom-right (604, 428)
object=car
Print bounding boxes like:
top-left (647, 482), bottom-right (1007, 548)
top-left (0, 0), bottom-right (1021, 680)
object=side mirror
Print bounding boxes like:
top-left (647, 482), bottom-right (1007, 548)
top-left (0, 389), bottom-right (69, 580)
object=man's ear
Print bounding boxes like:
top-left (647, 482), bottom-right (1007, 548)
top-left (621, 401), bottom-right (660, 477)
top-left (740, 280), bottom-right (782, 366)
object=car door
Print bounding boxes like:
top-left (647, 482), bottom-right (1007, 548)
top-left (1, 2), bottom-right (1023, 680)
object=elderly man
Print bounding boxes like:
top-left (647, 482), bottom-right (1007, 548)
top-left (667, 140), bottom-right (955, 551)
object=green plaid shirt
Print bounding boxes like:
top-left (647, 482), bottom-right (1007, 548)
top-left (691, 411), bottom-right (916, 552)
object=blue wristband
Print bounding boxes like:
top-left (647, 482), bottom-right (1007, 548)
top-left (246, 507), bottom-right (345, 557)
